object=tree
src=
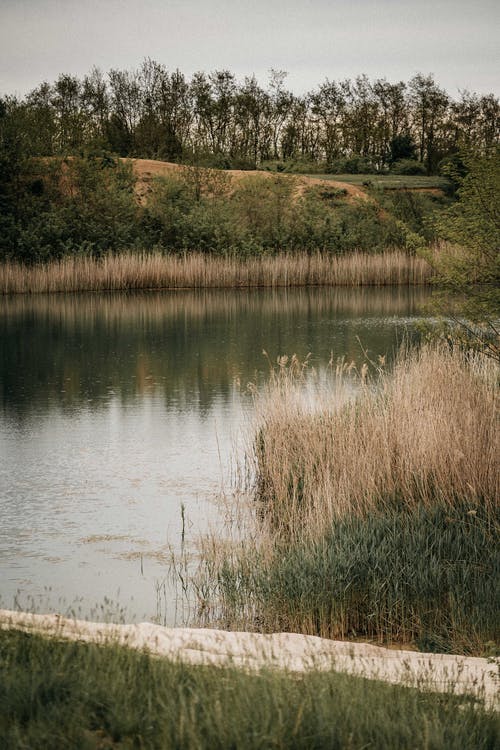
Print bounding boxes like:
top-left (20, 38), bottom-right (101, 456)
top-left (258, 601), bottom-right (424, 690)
top-left (409, 74), bottom-right (449, 173)
top-left (0, 98), bottom-right (20, 257)
top-left (372, 79), bottom-right (408, 168)
top-left (52, 74), bottom-right (84, 152)
top-left (424, 148), bottom-right (500, 360)
top-left (108, 68), bottom-right (142, 154)
top-left (389, 133), bottom-right (416, 164)
top-left (81, 67), bottom-right (109, 147)
top-left (267, 69), bottom-right (293, 160)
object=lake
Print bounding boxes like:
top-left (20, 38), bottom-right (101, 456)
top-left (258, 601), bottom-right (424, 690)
top-left (0, 286), bottom-right (432, 623)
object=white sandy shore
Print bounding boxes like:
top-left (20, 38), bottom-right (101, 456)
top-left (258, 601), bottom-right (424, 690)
top-left (1, 609), bottom-right (497, 709)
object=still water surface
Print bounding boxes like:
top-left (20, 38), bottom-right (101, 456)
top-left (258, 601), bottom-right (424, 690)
top-left (0, 287), bottom-right (431, 623)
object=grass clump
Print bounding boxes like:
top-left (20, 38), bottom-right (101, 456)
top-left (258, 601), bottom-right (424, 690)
top-left (255, 345), bottom-right (498, 523)
top-left (219, 501), bottom-right (499, 652)
top-left (197, 345), bottom-right (499, 653)
top-left (0, 629), bottom-right (498, 749)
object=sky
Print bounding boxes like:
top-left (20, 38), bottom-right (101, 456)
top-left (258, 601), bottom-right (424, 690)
top-left (1, 0), bottom-right (499, 98)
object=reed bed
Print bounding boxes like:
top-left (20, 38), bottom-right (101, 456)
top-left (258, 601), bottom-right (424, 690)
top-left (0, 250), bottom-right (431, 294)
top-left (255, 345), bottom-right (499, 526)
top-left (193, 345), bottom-right (499, 653)
top-left (1, 629), bottom-right (496, 749)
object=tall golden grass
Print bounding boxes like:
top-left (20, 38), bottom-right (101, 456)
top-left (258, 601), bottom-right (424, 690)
top-left (186, 345), bottom-right (499, 649)
top-left (255, 344), bottom-right (499, 536)
top-left (0, 250), bottom-right (431, 295)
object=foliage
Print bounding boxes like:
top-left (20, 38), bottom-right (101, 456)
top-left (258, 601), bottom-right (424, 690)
top-left (438, 152), bottom-right (469, 196)
top-left (0, 145), bottom-right (141, 263)
top-left (379, 189), bottom-right (450, 243)
top-left (2, 77), bottom-right (490, 263)
top-left (390, 159), bottom-right (427, 175)
top-left (0, 148), bottom-right (433, 262)
top-left (425, 148), bottom-right (500, 360)
top-left (0, 629), bottom-right (497, 749)
top-left (0, 98), bottom-right (30, 259)
top-left (389, 133), bottom-right (417, 164)
top-left (328, 154), bottom-right (379, 174)
top-left (2, 64), bottom-right (499, 174)
top-left (279, 158), bottom-right (329, 174)
top-left (144, 171), bottom-right (414, 256)
top-left (0, 108), bottom-right (482, 264)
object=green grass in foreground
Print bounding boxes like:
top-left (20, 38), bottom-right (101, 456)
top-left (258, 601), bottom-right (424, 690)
top-left (0, 630), bottom-right (498, 750)
top-left (307, 173), bottom-right (449, 189)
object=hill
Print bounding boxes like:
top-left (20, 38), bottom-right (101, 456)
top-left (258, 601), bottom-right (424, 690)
top-left (129, 159), bottom-right (369, 203)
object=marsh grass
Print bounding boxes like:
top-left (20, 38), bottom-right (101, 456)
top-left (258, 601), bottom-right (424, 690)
top-left (0, 250), bottom-right (431, 295)
top-left (214, 500), bottom-right (499, 652)
top-left (190, 346), bottom-right (499, 653)
top-left (0, 629), bottom-right (497, 749)
top-left (255, 346), bottom-right (498, 525)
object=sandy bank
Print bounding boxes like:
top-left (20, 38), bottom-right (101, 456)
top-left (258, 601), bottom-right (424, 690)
top-left (1, 609), bottom-right (497, 708)
top-left (129, 158), bottom-right (369, 202)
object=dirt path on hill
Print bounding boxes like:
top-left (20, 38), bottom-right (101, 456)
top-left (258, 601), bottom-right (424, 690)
top-left (129, 158), bottom-right (369, 202)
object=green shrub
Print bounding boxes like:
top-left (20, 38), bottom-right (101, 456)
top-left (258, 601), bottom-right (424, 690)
top-left (390, 159), bottom-right (427, 176)
top-left (380, 189), bottom-right (450, 242)
top-left (0, 155), bottom-right (141, 263)
top-left (328, 155), bottom-right (379, 174)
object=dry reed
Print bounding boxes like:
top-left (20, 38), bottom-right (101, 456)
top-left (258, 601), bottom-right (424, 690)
top-left (188, 345), bottom-right (499, 649)
top-left (255, 344), bottom-right (499, 536)
top-left (0, 250), bottom-right (431, 295)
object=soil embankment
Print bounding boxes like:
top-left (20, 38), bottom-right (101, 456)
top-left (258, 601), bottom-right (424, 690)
top-left (129, 158), bottom-right (369, 202)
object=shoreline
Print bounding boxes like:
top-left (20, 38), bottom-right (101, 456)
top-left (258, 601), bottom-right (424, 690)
top-left (0, 250), bottom-right (432, 295)
top-left (1, 609), bottom-right (497, 708)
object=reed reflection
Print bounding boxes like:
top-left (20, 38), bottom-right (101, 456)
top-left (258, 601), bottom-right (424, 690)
top-left (0, 286), bottom-right (431, 418)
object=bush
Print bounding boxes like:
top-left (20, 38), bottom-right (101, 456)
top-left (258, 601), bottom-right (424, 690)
top-left (0, 155), bottom-right (141, 263)
top-left (425, 148), bottom-right (500, 360)
top-left (144, 171), bottom-right (414, 256)
top-left (381, 189), bottom-right (450, 243)
top-left (438, 152), bottom-right (468, 195)
top-left (390, 159), bottom-right (426, 175)
top-left (328, 155), bottom-right (379, 174)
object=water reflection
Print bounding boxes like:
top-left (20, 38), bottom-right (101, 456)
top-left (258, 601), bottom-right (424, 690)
top-left (1, 286), bottom-right (430, 417)
top-left (0, 286), bottom-right (431, 622)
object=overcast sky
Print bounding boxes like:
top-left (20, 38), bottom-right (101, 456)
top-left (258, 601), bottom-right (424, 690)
top-left (1, 0), bottom-right (499, 98)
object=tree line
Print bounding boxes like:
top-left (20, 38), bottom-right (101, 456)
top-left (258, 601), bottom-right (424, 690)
top-left (2, 61), bottom-right (498, 173)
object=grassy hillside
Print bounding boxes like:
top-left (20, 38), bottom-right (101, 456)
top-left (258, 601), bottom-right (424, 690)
top-left (306, 173), bottom-right (449, 190)
top-left (2, 153), bottom-right (449, 270)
